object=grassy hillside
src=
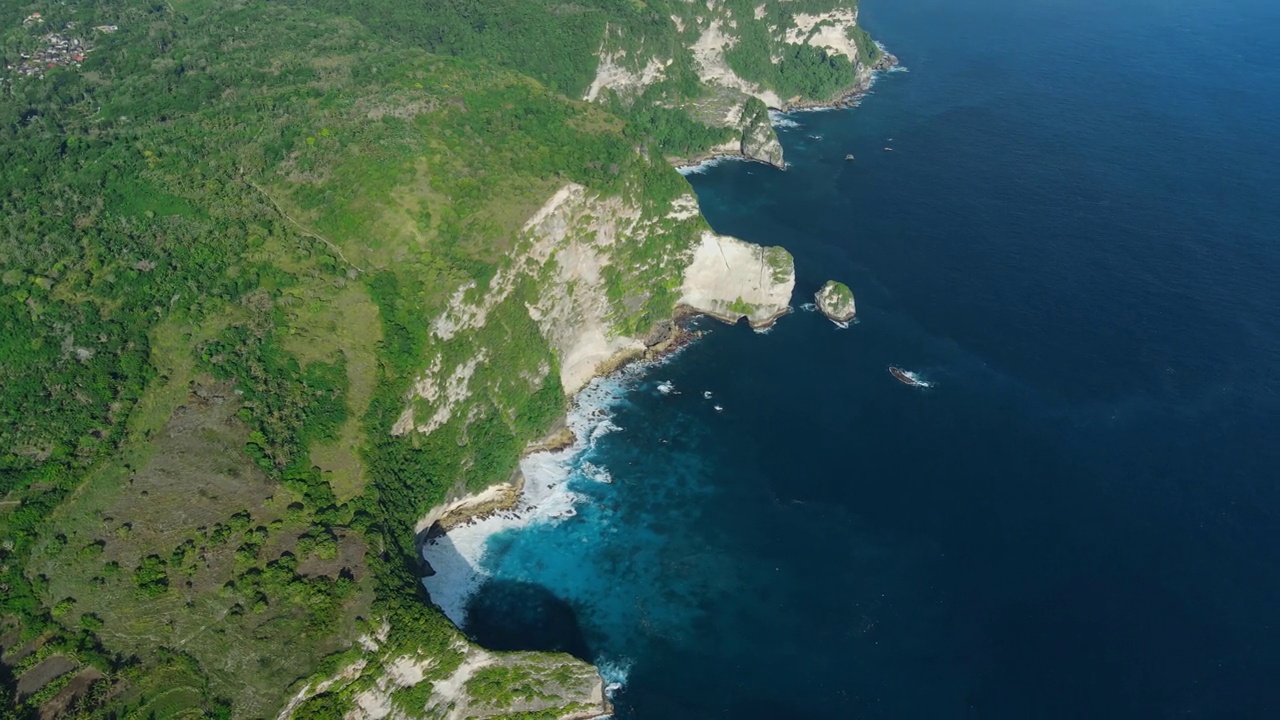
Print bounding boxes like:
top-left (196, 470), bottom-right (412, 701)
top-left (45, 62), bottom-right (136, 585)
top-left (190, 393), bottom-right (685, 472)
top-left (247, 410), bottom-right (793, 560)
top-left (1, 0), bottom-right (880, 716)
top-left (0, 0), bottom-right (691, 715)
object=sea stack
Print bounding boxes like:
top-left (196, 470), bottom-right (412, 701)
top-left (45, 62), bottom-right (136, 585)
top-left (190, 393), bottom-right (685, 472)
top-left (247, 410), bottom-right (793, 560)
top-left (815, 280), bottom-right (856, 323)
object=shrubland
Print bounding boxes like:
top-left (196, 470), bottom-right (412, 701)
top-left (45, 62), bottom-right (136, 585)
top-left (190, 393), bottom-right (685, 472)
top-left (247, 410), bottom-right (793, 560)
top-left (0, 0), bottom-right (878, 715)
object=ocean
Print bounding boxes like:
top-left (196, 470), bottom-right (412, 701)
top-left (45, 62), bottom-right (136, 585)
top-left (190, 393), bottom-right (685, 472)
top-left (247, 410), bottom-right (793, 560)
top-left (422, 0), bottom-right (1280, 715)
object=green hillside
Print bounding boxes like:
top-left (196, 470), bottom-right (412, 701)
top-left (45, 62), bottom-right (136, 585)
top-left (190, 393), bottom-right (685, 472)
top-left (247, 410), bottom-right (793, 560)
top-left (0, 0), bottom-right (876, 716)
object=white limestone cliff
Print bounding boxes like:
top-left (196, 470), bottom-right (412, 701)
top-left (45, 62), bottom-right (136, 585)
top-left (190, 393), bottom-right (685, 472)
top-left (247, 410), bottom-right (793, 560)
top-left (580, 0), bottom-right (892, 169)
top-left (679, 232), bottom-right (796, 327)
top-left (394, 184), bottom-right (796, 436)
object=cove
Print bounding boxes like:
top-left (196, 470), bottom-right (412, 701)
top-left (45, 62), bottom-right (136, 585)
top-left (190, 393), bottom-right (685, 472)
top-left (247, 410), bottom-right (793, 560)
top-left (426, 0), bottom-right (1280, 715)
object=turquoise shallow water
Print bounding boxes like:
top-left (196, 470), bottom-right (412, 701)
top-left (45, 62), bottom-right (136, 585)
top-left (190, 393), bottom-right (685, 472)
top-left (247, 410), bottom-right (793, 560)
top-left (436, 0), bottom-right (1280, 715)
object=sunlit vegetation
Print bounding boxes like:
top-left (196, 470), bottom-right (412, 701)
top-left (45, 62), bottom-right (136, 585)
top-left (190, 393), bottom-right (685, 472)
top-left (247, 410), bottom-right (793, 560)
top-left (0, 0), bottom-right (873, 715)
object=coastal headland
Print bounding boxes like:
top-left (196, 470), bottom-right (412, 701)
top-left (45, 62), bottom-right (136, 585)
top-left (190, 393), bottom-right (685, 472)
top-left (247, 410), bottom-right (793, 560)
top-left (0, 0), bottom-right (897, 716)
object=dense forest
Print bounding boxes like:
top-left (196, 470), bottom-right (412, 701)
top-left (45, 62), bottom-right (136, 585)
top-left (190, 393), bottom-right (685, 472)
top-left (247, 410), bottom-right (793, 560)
top-left (0, 0), bottom-right (875, 716)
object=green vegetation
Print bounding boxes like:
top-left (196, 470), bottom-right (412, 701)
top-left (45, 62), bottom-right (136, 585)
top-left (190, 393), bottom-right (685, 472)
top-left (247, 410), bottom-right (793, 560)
top-left (624, 103), bottom-right (737, 157)
top-left (727, 297), bottom-right (758, 316)
top-left (727, 34), bottom-right (859, 101)
top-left (466, 665), bottom-right (552, 707)
top-left (821, 280), bottom-right (856, 306)
top-left (391, 680), bottom-right (435, 714)
top-left (0, 0), bottom-right (879, 715)
top-left (766, 247), bottom-right (797, 283)
top-left (715, 0), bottom-right (871, 101)
top-left (850, 25), bottom-right (885, 68)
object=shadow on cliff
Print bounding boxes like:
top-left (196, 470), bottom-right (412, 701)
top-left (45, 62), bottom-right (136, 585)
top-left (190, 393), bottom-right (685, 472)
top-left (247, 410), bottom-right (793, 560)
top-left (418, 529), bottom-right (594, 662)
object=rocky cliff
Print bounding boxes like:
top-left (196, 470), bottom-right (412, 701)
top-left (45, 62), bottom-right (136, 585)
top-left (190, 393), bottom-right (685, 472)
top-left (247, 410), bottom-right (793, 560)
top-left (680, 232), bottom-right (796, 327)
top-left (375, 4), bottom-right (886, 709)
top-left (282, 629), bottom-right (607, 720)
top-left (394, 184), bottom-right (796, 438)
top-left (582, 0), bottom-right (893, 167)
top-left (816, 280), bottom-right (857, 323)
top-left (377, 183), bottom-right (793, 714)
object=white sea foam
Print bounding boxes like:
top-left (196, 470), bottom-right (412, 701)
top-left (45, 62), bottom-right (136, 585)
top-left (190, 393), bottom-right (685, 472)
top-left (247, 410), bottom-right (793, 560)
top-left (769, 109), bottom-right (801, 128)
top-left (581, 460), bottom-right (613, 484)
top-left (597, 657), bottom-right (633, 697)
top-left (898, 370), bottom-right (934, 388)
top-left (677, 155), bottom-right (741, 175)
top-left (834, 320), bottom-right (849, 329)
top-left (656, 380), bottom-right (674, 395)
top-left (788, 104), bottom-right (840, 115)
top-left (421, 374), bottom-right (635, 626)
top-left (420, 344), bottom-right (697, 627)
top-left (752, 324), bottom-right (773, 335)
top-left (800, 302), bottom-right (817, 312)
top-left (888, 65), bottom-right (910, 73)
top-left (904, 370), bottom-right (933, 388)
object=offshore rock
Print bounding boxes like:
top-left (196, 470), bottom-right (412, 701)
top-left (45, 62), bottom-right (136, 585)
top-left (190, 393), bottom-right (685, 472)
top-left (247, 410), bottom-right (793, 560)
top-left (815, 280), bottom-right (856, 323)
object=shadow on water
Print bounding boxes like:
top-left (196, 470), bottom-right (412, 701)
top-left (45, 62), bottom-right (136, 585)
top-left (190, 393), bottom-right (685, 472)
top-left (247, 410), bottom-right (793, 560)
top-left (416, 525), bottom-right (594, 663)
top-left (465, 579), bottom-right (593, 660)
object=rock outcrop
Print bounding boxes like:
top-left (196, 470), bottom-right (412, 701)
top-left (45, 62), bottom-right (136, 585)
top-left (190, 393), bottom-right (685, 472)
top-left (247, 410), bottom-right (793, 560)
top-left (815, 280), bottom-right (856, 323)
top-left (582, 0), bottom-right (895, 169)
top-left (520, 185), bottom-right (651, 395)
top-left (296, 638), bottom-right (608, 720)
top-left (679, 231), bottom-right (796, 327)
top-left (739, 99), bottom-right (785, 167)
top-left (395, 186), bottom-right (794, 715)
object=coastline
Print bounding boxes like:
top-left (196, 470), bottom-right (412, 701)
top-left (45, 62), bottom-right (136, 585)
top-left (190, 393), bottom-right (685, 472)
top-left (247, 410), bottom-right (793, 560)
top-left (411, 44), bottom-right (901, 700)
top-left (672, 50), bottom-right (900, 172)
top-left (413, 294), bottom-right (788, 553)
top-left (674, 301), bottom-right (791, 330)
top-left (414, 319), bottom-right (703, 549)
top-left (418, 349), bottom-right (674, 627)
top-left (785, 50), bottom-right (901, 112)
top-left (414, 304), bottom-right (785, 703)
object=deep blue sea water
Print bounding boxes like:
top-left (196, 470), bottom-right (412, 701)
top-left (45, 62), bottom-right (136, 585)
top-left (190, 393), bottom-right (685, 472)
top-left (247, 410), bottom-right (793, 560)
top-left (447, 0), bottom-right (1280, 715)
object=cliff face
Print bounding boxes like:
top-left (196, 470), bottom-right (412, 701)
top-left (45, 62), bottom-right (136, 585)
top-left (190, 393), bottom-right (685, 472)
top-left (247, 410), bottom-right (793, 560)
top-left (396, 185), bottom-right (796, 435)
top-left (286, 629), bottom-right (608, 720)
top-left (521, 185), bottom-right (655, 395)
top-left (739, 99), bottom-right (786, 168)
top-left (679, 232), bottom-right (796, 327)
top-left (583, 0), bottom-right (890, 166)
top-left (385, 185), bottom-right (796, 716)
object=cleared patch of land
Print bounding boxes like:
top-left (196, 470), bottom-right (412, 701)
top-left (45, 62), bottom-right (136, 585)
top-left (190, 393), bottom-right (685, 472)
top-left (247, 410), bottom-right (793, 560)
top-left (31, 377), bottom-right (373, 718)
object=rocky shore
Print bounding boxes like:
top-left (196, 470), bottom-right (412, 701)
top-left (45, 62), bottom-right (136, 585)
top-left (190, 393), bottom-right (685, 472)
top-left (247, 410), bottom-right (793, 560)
top-left (671, 49), bottom-right (899, 172)
top-left (408, 153), bottom-right (797, 718)
top-left (415, 316), bottom-right (707, 546)
top-left (784, 50), bottom-right (900, 112)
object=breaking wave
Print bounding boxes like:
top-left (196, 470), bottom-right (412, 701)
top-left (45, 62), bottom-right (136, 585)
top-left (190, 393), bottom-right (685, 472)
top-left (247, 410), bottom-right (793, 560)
top-left (420, 375), bottom-right (632, 626)
top-left (597, 657), bottom-right (633, 698)
top-left (677, 155), bottom-right (740, 175)
top-left (769, 110), bottom-right (802, 128)
top-left (420, 345), bottom-right (695, 627)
